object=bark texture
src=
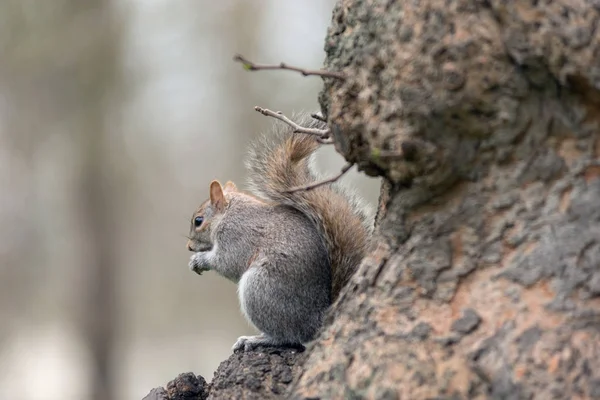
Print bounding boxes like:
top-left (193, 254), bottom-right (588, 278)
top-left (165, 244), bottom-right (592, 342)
top-left (146, 0), bottom-right (600, 399)
top-left (294, 0), bottom-right (600, 398)
top-left (144, 347), bottom-right (304, 400)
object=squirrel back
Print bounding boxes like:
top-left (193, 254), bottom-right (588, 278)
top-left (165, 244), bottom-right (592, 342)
top-left (246, 115), bottom-right (373, 300)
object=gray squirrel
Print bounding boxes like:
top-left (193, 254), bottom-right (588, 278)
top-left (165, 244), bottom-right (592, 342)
top-left (187, 115), bottom-right (373, 351)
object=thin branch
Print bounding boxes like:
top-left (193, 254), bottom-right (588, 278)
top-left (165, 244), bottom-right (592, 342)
top-left (255, 107), bottom-right (331, 138)
top-left (316, 137), bottom-right (334, 145)
top-left (310, 112), bottom-right (326, 122)
top-left (234, 54), bottom-right (346, 80)
top-left (286, 163), bottom-right (353, 193)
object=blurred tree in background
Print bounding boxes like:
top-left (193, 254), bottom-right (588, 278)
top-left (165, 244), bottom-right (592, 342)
top-left (0, 1), bottom-right (378, 399)
top-left (1, 1), bottom-right (122, 399)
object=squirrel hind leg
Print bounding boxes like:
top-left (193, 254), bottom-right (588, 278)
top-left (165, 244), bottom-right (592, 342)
top-left (232, 334), bottom-right (305, 352)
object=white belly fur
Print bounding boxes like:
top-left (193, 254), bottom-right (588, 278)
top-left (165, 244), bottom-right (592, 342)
top-left (237, 267), bottom-right (255, 323)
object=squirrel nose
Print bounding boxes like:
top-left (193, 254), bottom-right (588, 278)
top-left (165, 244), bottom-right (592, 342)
top-left (187, 241), bottom-right (194, 252)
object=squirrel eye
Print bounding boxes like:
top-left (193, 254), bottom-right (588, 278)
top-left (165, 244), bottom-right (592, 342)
top-left (194, 216), bottom-right (204, 227)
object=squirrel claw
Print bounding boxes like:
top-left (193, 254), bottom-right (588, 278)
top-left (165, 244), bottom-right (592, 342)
top-left (232, 334), bottom-right (304, 352)
top-left (232, 335), bottom-right (258, 352)
top-left (232, 334), bottom-right (273, 352)
top-left (188, 255), bottom-right (199, 272)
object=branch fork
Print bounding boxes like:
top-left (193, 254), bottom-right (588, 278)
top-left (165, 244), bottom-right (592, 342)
top-left (254, 106), bottom-right (331, 143)
top-left (253, 106), bottom-right (352, 192)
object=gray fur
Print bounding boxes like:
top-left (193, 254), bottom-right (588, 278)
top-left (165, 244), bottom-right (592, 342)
top-left (189, 112), bottom-right (372, 351)
top-left (193, 194), bottom-right (331, 349)
top-left (246, 113), bottom-right (374, 301)
top-left (246, 113), bottom-right (374, 237)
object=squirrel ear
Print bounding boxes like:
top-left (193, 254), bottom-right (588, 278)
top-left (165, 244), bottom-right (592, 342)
top-left (209, 180), bottom-right (227, 212)
top-left (223, 181), bottom-right (237, 192)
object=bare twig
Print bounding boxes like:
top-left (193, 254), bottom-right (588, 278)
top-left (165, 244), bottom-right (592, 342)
top-left (234, 54), bottom-right (346, 80)
top-left (310, 112), bottom-right (326, 122)
top-left (316, 137), bottom-right (334, 145)
top-left (255, 107), bottom-right (331, 139)
top-left (286, 163), bottom-right (353, 193)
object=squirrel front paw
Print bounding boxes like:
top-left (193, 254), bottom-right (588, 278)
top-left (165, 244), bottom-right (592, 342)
top-left (188, 253), bottom-right (209, 275)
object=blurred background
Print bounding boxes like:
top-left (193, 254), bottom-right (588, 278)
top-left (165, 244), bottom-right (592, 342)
top-left (0, 1), bottom-right (380, 399)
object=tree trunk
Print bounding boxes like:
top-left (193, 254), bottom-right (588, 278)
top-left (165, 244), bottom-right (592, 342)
top-left (146, 0), bottom-right (600, 399)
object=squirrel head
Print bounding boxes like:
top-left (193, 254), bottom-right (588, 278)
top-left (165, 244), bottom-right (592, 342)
top-left (187, 180), bottom-right (238, 252)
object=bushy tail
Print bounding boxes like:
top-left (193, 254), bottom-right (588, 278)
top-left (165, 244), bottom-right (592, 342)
top-left (246, 114), bottom-right (373, 300)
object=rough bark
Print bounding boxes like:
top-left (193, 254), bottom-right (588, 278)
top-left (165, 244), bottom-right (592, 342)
top-left (144, 347), bottom-right (304, 400)
top-left (146, 0), bottom-right (600, 399)
top-left (294, 0), bottom-right (600, 398)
